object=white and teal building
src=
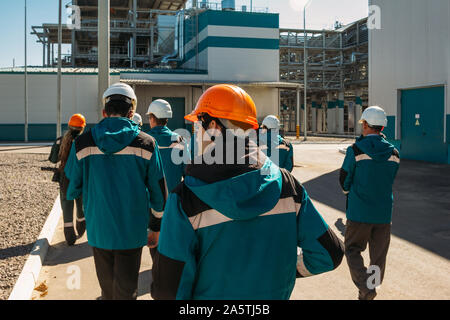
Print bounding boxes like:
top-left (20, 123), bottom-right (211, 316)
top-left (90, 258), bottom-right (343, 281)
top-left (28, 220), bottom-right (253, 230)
top-left (0, 9), bottom-right (299, 141)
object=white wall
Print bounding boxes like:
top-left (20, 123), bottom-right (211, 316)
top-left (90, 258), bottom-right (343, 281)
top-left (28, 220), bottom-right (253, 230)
top-left (181, 23), bottom-right (279, 81)
top-left (241, 86), bottom-right (279, 122)
top-left (369, 0), bottom-right (450, 124)
top-left (207, 47), bottom-right (279, 82)
top-left (0, 73), bottom-right (120, 125)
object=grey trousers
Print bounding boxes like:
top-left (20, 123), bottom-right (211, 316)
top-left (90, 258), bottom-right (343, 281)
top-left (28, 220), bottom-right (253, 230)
top-left (344, 220), bottom-right (391, 295)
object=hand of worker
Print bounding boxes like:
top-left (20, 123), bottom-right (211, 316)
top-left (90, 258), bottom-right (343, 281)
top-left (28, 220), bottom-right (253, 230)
top-left (147, 231), bottom-right (160, 248)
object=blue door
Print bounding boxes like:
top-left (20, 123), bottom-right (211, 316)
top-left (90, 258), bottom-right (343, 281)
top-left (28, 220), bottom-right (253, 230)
top-left (401, 86), bottom-right (447, 163)
top-left (152, 97), bottom-right (186, 131)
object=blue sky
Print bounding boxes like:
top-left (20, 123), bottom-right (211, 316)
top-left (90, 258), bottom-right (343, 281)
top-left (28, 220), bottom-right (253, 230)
top-left (0, 0), bottom-right (369, 68)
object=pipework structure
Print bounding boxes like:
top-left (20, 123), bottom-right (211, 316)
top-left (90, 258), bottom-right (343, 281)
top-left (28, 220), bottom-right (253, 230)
top-left (32, 0), bottom-right (189, 68)
top-left (279, 18), bottom-right (369, 135)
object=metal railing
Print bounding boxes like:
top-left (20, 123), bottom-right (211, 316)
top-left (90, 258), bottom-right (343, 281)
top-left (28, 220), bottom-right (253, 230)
top-left (193, 1), bottom-right (269, 13)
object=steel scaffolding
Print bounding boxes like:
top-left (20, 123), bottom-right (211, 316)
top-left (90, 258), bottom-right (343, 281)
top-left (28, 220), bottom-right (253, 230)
top-left (32, 0), bottom-right (188, 68)
top-left (279, 18), bottom-right (369, 134)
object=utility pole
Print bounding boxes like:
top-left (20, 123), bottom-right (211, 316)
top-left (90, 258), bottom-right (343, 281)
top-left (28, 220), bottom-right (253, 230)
top-left (303, 0), bottom-right (313, 141)
top-left (24, 0), bottom-right (28, 142)
top-left (57, 0), bottom-right (62, 138)
top-left (98, 0), bottom-right (110, 121)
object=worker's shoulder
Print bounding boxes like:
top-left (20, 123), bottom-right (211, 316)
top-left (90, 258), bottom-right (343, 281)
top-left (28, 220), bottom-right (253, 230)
top-left (129, 131), bottom-right (157, 152)
top-left (278, 136), bottom-right (293, 149)
top-left (74, 130), bottom-right (96, 152)
top-left (171, 182), bottom-right (211, 218)
top-left (279, 168), bottom-right (305, 203)
top-left (166, 130), bottom-right (187, 144)
top-left (392, 148), bottom-right (400, 158)
top-left (349, 143), bottom-right (363, 156)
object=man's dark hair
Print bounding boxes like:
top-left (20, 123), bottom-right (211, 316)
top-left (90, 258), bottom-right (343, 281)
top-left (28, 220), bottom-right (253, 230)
top-left (150, 114), bottom-right (169, 126)
top-left (368, 125), bottom-right (383, 132)
top-left (105, 95), bottom-right (133, 117)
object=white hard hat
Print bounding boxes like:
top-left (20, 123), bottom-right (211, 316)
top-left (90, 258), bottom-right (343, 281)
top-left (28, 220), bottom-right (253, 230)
top-left (262, 115), bottom-right (281, 130)
top-left (132, 113), bottom-right (142, 125)
top-left (146, 99), bottom-right (173, 119)
top-left (359, 106), bottom-right (388, 127)
top-left (102, 82), bottom-right (137, 108)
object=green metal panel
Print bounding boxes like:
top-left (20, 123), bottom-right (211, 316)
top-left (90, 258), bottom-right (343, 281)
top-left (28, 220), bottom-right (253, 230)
top-left (202, 10), bottom-right (279, 30)
top-left (447, 115), bottom-right (450, 144)
top-left (0, 125), bottom-right (25, 141)
top-left (401, 86), bottom-right (447, 163)
top-left (0, 124), bottom-right (95, 142)
top-left (152, 97), bottom-right (186, 131)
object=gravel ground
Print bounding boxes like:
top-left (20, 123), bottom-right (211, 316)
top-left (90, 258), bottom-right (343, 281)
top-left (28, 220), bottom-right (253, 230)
top-left (0, 153), bottom-right (58, 300)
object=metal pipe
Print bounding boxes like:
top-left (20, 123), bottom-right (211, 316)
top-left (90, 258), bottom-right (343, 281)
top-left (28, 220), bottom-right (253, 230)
top-left (303, 2), bottom-right (311, 141)
top-left (296, 87), bottom-right (300, 139)
top-left (47, 42), bottom-right (51, 66)
top-left (161, 10), bottom-right (185, 64)
top-left (98, 0), bottom-right (110, 121)
top-left (57, 0), bottom-right (62, 138)
top-left (24, 0), bottom-right (28, 142)
top-left (132, 0), bottom-right (137, 68)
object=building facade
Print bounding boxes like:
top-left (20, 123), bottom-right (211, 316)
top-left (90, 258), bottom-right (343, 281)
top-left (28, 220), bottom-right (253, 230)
top-left (369, 0), bottom-right (450, 164)
top-left (0, 7), bottom-right (298, 141)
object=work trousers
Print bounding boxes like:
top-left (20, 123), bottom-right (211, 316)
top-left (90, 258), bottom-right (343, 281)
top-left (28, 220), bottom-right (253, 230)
top-left (344, 220), bottom-right (391, 295)
top-left (59, 175), bottom-right (84, 224)
top-left (92, 246), bottom-right (143, 300)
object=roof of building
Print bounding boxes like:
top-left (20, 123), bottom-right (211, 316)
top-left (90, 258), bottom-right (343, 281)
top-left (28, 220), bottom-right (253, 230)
top-left (120, 79), bottom-right (302, 89)
top-left (0, 67), bottom-right (122, 75)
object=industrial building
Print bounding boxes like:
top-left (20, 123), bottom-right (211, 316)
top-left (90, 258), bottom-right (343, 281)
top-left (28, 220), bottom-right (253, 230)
top-left (369, 0), bottom-right (450, 164)
top-left (1, 1), bottom-right (371, 145)
top-left (1, 1), bottom-right (301, 141)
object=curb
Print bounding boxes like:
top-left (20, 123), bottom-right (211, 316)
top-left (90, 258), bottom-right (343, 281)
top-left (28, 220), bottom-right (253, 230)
top-left (0, 143), bottom-right (53, 147)
top-left (8, 196), bottom-right (62, 300)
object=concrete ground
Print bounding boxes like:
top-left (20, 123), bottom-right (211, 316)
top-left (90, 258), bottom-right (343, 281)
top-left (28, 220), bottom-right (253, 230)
top-left (27, 143), bottom-right (450, 300)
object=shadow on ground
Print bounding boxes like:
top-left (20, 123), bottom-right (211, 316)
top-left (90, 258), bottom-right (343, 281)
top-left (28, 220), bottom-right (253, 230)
top-left (44, 240), bottom-right (92, 266)
top-left (0, 243), bottom-right (35, 260)
top-left (138, 269), bottom-right (152, 298)
top-left (303, 160), bottom-right (450, 260)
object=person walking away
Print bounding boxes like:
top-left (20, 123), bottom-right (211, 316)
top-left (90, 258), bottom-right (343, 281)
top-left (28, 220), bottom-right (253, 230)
top-left (64, 83), bottom-right (168, 300)
top-left (259, 115), bottom-right (294, 172)
top-left (339, 106), bottom-right (400, 300)
top-left (151, 84), bottom-right (344, 300)
top-left (48, 114), bottom-right (86, 246)
top-left (146, 99), bottom-right (190, 192)
top-left (132, 112), bottom-right (143, 128)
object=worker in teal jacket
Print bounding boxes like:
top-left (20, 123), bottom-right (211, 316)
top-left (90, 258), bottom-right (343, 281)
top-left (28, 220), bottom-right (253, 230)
top-left (65, 83), bottom-right (168, 300)
top-left (151, 85), bottom-right (344, 300)
top-left (259, 115), bottom-right (294, 172)
top-left (340, 106), bottom-right (400, 300)
top-left (146, 99), bottom-right (190, 192)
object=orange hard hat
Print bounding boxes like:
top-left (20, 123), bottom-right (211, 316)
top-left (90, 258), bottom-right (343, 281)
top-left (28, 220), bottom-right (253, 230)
top-left (68, 114), bottom-right (86, 128)
top-left (185, 84), bottom-right (259, 130)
